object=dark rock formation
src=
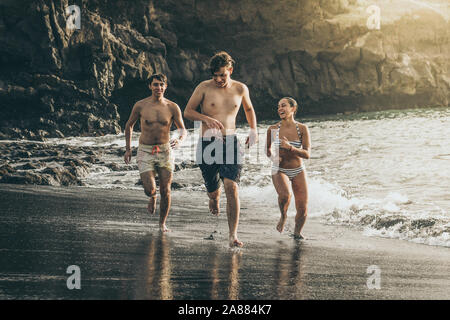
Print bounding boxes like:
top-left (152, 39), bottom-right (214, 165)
top-left (0, 140), bottom-right (181, 187)
top-left (0, 141), bottom-right (94, 186)
top-left (174, 160), bottom-right (198, 171)
top-left (0, 0), bottom-right (448, 139)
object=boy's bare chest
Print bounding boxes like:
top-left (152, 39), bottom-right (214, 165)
top-left (203, 91), bottom-right (242, 113)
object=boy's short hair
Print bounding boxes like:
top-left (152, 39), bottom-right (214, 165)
top-left (209, 51), bottom-right (235, 74)
top-left (148, 73), bottom-right (168, 86)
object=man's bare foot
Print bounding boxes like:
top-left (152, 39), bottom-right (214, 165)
top-left (229, 236), bottom-right (243, 248)
top-left (209, 198), bottom-right (220, 216)
top-left (147, 196), bottom-right (157, 215)
top-left (160, 223), bottom-right (170, 233)
top-left (276, 214), bottom-right (287, 233)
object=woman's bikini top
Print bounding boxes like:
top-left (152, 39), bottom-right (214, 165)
top-left (273, 122), bottom-right (302, 149)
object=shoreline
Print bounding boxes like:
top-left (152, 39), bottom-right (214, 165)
top-left (0, 184), bottom-right (449, 299)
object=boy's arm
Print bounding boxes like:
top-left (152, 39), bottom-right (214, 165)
top-left (124, 103), bottom-right (140, 164)
top-left (184, 83), bottom-right (224, 130)
top-left (170, 103), bottom-right (188, 148)
top-left (242, 84), bottom-right (258, 147)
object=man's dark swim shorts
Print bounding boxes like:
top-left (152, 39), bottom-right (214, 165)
top-left (196, 135), bottom-right (243, 193)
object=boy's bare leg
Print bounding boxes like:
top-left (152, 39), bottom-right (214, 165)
top-left (140, 171), bottom-right (157, 214)
top-left (158, 167), bottom-right (173, 232)
top-left (223, 178), bottom-right (243, 247)
top-left (208, 189), bottom-right (221, 216)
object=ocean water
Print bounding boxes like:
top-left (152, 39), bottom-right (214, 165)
top-left (44, 107), bottom-right (450, 247)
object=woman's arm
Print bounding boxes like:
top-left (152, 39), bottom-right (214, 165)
top-left (290, 124), bottom-right (311, 159)
top-left (289, 146), bottom-right (310, 159)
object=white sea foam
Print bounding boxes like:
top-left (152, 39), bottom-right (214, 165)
top-left (241, 177), bottom-right (368, 218)
top-left (242, 175), bottom-right (449, 248)
top-left (385, 192), bottom-right (410, 205)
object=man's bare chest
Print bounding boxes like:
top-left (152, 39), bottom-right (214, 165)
top-left (140, 107), bottom-right (172, 126)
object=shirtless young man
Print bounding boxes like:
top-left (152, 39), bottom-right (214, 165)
top-left (184, 51), bottom-right (258, 247)
top-left (124, 73), bottom-right (187, 232)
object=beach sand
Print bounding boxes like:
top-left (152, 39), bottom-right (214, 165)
top-left (0, 184), bottom-right (448, 300)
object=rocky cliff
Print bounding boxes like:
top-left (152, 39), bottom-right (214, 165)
top-left (0, 0), bottom-right (448, 139)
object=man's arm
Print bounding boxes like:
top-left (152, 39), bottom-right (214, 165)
top-left (241, 84), bottom-right (258, 147)
top-left (170, 103), bottom-right (188, 148)
top-left (124, 103), bottom-right (140, 164)
top-left (184, 83), bottom-right (224, 130)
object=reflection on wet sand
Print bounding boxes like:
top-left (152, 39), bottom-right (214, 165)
top-left (133, 233), bottom-right (245, 299)
top-left (135, 233), bottom-right (173, 299)
top-left (275, 241), bottom-right (306, 299)
top-left (208, 247), bottom-right (242, 300)
top-left (209, 246), bottom-right (220, 300)
top-left (132, 232), bottom-right (310, 299)
top-left (227, 252), bottom-right (241, 300)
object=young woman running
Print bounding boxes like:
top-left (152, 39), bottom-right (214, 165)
top-left (266, 97), bottom-right (311, 239)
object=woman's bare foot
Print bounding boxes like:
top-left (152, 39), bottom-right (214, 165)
top-left (147, 196), bottom-right (157, 215)
top-left (160, 223), bottom-right (170, 233)
top-left (209, 198), bottom-right (220, 216)
top-left (276, 214), bottom-right (287, 233)
top-left (229, 236), bottom-right (243, 248)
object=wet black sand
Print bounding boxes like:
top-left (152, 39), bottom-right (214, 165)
top-left (0, 184), bottom-right (449, 300)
